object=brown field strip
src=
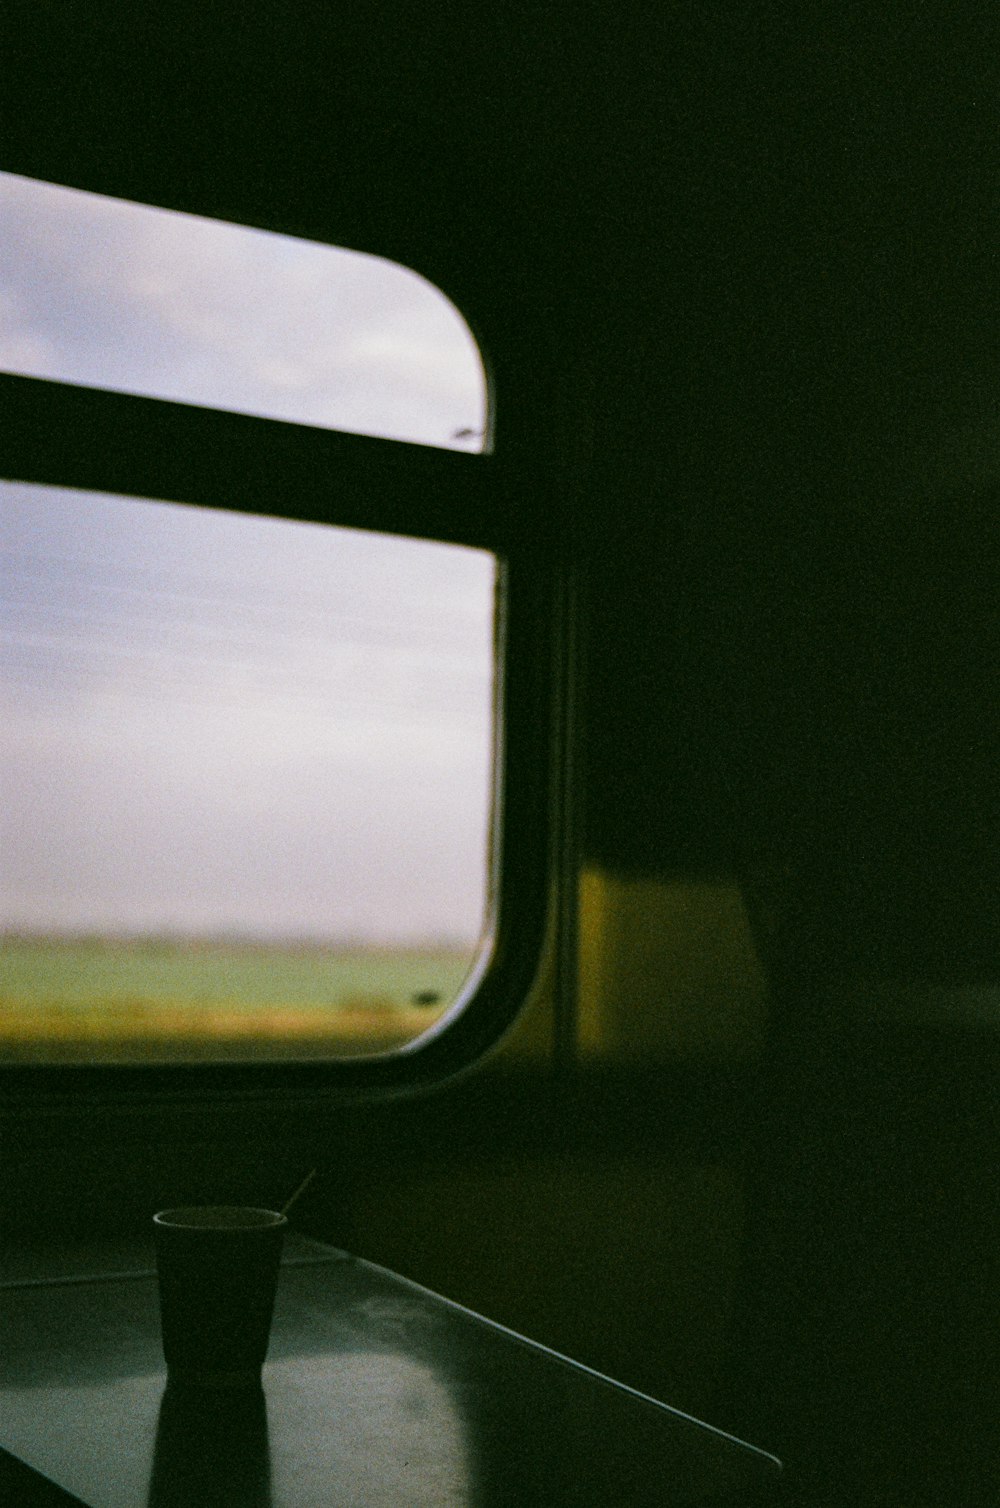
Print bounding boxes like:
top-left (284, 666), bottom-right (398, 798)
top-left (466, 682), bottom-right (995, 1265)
top-left (0, 998), bottom-right (445, 1058)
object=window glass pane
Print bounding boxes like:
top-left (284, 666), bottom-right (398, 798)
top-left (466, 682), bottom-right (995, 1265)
top-left (1, 480), bottom-right (497, 1062)
top-left (0, 172), bottom-right (487, 452)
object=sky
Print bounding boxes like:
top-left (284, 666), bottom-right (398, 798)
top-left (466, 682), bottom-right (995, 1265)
top-left (0, 171), bottom-right (487, 448)
top-left (0, 173), bottom-right (495, 946)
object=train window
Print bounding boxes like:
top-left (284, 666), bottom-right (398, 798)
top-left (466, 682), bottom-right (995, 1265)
top-left (1, 478), bottom-right (497, 1064)
top-left (0, 171), bottom-right (487, 452)
top-left (1, 172), bottom-right (555, 1093)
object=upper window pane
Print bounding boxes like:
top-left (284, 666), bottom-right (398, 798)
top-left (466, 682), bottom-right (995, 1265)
top-left (0, 172), bottom-right (487, 452)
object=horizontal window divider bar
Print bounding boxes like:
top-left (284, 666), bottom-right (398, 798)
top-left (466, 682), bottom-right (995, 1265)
top-left (0, 373), bottom-right (507, 549)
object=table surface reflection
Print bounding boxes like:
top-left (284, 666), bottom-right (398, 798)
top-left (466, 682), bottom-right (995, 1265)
top-left (0, 1239), bottom-right (780, 1506)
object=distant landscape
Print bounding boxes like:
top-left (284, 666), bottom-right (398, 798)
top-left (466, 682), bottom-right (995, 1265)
top-left (0, 934), bottom-right (479, 1062)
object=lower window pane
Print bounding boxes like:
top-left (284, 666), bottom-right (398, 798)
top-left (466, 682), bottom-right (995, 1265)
top-left (1, 481), bottom-right (497, 1061)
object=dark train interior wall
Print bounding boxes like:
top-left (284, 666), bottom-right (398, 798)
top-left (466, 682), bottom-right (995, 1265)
top-left (5, 7), bottom-right (1000, 1505)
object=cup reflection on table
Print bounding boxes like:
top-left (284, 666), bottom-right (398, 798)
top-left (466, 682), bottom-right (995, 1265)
top-left (148, 1381), bottom-right (272, 1508)
top-left (152, 1206), bottom-right (287, 1391)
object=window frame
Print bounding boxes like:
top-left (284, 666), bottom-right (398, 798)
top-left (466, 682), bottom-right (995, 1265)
top-left (0, 366), bottom-right (562, 1108)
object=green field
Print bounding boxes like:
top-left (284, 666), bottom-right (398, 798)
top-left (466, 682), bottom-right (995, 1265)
top-left (0, 935), bottom-right (478, 1062)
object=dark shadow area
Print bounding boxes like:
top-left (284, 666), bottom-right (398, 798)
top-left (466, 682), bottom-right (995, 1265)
top-left (715, 1017), bottom-right (1000, 1508)
top-left (147, 1384), bottom-right (272, 1508)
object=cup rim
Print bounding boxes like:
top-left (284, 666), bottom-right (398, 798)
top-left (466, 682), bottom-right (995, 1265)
top-left (153, 1205), bottom-right (287, 1231)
